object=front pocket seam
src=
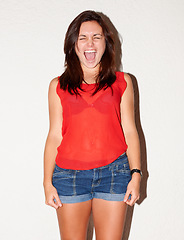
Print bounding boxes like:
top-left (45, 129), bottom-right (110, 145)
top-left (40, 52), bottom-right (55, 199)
top-left (115, 163), bottom-right (130, 173)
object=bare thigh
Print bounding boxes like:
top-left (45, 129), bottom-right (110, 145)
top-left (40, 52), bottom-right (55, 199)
top-left (92, 198), bottom-right (127, 240)
top-left (56, 200), bottom-right (92, 240)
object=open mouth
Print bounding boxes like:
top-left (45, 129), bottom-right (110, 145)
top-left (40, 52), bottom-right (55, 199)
top-left (84, 50), bottom-right (96, 61)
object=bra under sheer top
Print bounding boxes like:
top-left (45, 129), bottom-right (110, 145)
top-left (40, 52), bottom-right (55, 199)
top-left (55, 72), bottom-right (128, 170)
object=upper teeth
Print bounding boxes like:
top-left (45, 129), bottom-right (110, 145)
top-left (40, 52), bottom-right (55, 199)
top-left (84, 50), bottom-right (96, 53)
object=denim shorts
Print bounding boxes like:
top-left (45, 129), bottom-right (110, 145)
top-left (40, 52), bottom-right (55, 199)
top-left (52, 152), bottom-right (132, 204)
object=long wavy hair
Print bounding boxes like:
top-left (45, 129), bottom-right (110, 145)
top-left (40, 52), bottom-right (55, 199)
top-left (59, 10), bottom-right (116, 95)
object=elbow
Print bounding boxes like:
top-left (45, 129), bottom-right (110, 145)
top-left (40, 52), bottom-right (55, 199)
top-left (46, 131), bottom-right (62, 146)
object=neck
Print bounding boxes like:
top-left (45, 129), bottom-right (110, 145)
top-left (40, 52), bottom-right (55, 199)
top-left (81, 64), bottom-right (100, 84)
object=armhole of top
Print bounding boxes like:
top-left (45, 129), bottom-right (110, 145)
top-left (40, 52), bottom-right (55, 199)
top-left (56, 76), bottom-right (60, 96)
top-left (116, 72), bottom-right (127, 97)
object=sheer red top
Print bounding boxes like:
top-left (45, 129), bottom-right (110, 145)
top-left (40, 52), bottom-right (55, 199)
top-left (55, 72), bottom-right (128, 170)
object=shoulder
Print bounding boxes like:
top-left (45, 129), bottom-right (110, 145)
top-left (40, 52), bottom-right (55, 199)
top-left (123, 73), bottom-right (133, 91)
top-left (48, 77), bottom-right (59, 94)
top-left (115, 72), bottom-right (132, 96)
top-left (123, 73), bottom-right (132, 84)
top-left (121, 73), bottom-right (134, 101)
top-left (49, 77), bottom-right (59, 89)
top-left (115, 72), bottom-right (132, 84)
top-left (115, 72), bottom-right (134, 101)
top-left (48, 77), bottom-right (60, 101)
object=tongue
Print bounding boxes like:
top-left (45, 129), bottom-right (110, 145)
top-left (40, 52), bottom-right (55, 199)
top-left (84, 52), bottom-right (96, 60)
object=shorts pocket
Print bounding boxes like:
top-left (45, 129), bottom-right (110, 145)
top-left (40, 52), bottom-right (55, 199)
top-left (115, 160), bottom-right (131, 174)
top-left (52, 164), bottom-right (73, 180)
top-left (52, 165), bottom-right (76, 196)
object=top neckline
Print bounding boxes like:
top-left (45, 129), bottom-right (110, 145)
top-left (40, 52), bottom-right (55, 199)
top-left (82, 82), bottom-right (96, 85)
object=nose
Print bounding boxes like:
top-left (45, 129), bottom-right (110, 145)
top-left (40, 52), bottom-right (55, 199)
top-left (87, 38), bottom-right (94, 47)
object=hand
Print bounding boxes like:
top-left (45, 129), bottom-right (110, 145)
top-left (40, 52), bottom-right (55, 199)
top-left (124, 173), bottom-right (141, 206)
top-left (43, 183), bottom-right (62, 209)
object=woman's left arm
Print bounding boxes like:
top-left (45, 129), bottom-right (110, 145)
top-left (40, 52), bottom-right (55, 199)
top-left (120, 73), bottom-right (141, 206)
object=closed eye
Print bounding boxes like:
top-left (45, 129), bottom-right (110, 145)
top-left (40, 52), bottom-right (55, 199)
top-left (78, 35), bottom-right (86, 40)
top-left (93, 34), bottom-right (103, 39)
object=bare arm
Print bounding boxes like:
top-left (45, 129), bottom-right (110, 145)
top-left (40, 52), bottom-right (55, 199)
top-left (120, 73), bottom-right (141, 206)
top-left (43, 77), bottom-right (63, 209)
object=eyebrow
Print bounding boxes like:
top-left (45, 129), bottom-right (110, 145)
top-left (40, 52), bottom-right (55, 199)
top-left (78, 33), bottom-right (103, 37)
top-left (78, 34), bottom-right (86, 37)
top-left (94, 33), bottom-right (103, 36)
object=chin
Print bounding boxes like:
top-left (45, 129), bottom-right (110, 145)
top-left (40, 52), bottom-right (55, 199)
top-left (83, 61), bottom-right (100, 69)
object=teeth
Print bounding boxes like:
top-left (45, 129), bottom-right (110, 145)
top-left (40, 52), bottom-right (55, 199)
top-left (84, 50), bottom-right (96, 53)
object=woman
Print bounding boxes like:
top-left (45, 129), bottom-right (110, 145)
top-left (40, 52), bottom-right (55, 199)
top-left (43, 10), bottom-right (141, 240)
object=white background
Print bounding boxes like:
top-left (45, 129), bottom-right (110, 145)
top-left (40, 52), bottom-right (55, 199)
top-left (0, 0), bottom-right (184, 239)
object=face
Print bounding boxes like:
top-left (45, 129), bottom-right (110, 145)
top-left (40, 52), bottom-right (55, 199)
top-left (75, 21), bottom-right (106, 71)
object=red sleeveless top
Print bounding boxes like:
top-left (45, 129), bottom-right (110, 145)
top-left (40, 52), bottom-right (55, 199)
top-left (55, 72), bottom-right (128, 170)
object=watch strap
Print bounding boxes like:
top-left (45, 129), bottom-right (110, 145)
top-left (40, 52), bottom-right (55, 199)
top-left (131, 169), bottom-right (142, 177)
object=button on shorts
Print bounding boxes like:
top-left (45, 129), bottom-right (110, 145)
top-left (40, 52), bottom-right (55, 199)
top-left (52, 152), bottom-right (132, 203)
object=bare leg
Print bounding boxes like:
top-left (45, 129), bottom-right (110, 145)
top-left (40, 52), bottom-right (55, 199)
top-left (92, 198), bottom-right (127, 240)
top-left (56, 200), bottom-right (92, 240)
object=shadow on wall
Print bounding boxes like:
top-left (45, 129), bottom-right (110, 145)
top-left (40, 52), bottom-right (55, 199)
top-left (101, 12), bottom-right (123, 71)
top-left (123, 73), bottom-right (148, 240)
top-left (86, 12), bottom-right (149, 240)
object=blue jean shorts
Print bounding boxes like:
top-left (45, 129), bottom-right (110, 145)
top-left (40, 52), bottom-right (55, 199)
top-left (52, 152), bottom-right (132, 204)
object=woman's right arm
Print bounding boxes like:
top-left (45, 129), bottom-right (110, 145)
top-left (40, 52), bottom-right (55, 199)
top-left (43, 77), bottom-right (63, 209)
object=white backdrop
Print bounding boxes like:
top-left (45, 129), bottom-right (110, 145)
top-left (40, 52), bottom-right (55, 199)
top-left (0, 0), bottom-right (184, 239)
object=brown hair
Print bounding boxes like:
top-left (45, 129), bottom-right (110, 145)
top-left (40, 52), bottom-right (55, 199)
top-left (59, 10), bottom-right (116, 95)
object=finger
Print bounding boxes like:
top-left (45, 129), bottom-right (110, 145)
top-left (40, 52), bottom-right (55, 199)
top-left (46, 198), bottom-right (60, 209)
top-left (124, 189), bottom-right (131, 203)
top-left (53, 194), bottom-right (62, 207)
top-left (126, 196), bottom-right (135, 206)
top-left (126, 195), bottom-right (139, 206)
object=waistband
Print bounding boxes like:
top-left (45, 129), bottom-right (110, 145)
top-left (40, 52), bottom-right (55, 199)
top-left (92, 152), bottom-right (127, 170)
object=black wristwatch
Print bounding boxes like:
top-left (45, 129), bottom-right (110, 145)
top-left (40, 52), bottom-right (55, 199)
top-left (131, 169), bottom-right (142, 177)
